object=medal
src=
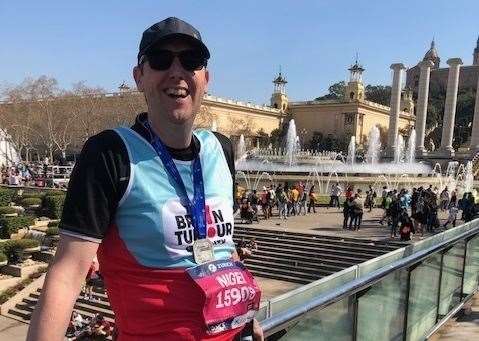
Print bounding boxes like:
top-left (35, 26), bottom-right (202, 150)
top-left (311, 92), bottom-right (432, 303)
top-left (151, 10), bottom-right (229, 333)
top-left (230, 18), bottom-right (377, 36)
top-left (193, 238), bottom-right (215, 264)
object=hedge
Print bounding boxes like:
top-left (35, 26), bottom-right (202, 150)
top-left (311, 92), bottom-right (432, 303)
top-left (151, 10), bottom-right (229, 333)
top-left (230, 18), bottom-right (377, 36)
top-left (43, 195), bottom-right (66, 219)
top-left (0, 206), bottom-right (18, 215)
top-left (0, 188), bottom-right (16, 206)
top-left (0, 238), bottom-right (40, 264)
top-left (0, 252), bottom-right (6, 263)
top-left (0, 216), bottom-right (35, 238)
top-left (20, 197), bottom-right (43, 207)
top-left (45, 226), bottom-right (59, 236)
top-left (47, 221), bottom-right (59, 227)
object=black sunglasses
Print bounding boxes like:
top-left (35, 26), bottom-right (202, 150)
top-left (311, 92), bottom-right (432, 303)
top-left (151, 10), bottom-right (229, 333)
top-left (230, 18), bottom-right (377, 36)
top-left (140, 49), bottom-right (208, 72)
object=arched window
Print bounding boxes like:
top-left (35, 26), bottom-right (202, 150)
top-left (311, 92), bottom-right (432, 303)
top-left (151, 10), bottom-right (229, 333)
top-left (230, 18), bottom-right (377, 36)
top-left (273, 103), bottom-right (278, 108)
top-left (350, 92), bottom-right (355, 100)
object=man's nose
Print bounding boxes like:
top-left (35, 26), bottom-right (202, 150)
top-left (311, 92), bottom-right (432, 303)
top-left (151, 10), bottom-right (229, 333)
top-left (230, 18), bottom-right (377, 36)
top-left (168, 56), bottom-right (187, 77)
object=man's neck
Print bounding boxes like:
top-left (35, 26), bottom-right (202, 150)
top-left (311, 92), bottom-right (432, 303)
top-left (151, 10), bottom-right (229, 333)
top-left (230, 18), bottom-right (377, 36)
top-left (148, 115), bottom-right (193, 149)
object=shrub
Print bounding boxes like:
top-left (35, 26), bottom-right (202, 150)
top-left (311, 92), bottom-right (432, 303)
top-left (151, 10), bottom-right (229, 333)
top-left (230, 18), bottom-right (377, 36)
top-left (0, 216), bottom-right (35, 238)
top-left (20, 197), bottom-right (43, 207)
top-left (43, 195), bottom-right (66, 219)
top-left (0, 239), bottom-right (40, 264)
top-left (0, 252), bottom-right (6, 263)
top-left (0, 188), bottom-right (16, 206)
top-left (47, 221), bottom-right (59, 227)
top-left (0, 206), bottom-right (17, 215)
top-left (45, 226), bottom-right (59, 236)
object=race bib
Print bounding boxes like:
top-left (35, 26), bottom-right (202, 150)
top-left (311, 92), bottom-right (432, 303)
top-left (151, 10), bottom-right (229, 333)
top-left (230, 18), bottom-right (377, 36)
top-left (186, 259), bottom-right (261, 334)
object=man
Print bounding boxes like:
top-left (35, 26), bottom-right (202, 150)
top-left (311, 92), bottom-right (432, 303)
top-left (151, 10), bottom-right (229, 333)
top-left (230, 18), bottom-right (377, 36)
top-left (28, 17), bottom-right (262, 341)
top-left (329, 182), bottom-right (342, 209)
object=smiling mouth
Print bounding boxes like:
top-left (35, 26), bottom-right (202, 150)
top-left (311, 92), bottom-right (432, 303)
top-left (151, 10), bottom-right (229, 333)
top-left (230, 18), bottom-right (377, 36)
top-left (164, 87), bottom-right (189, 99)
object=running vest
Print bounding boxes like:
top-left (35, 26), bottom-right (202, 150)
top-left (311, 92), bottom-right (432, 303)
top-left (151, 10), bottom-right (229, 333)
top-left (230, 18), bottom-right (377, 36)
top-left (112, 126), bottom-right (235, 268)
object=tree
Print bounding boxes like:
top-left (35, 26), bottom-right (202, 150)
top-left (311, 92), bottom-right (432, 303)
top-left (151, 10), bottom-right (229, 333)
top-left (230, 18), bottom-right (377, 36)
top-left (315, 81), bottom-right (345, 101)
top-left (365, 85), bottom-right (391, 106)
top-left (256, 128), bottom-right (269, 148)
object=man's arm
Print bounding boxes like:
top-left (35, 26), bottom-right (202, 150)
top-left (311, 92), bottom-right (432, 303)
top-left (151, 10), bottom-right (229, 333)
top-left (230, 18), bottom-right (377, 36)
top-left (27, 235), bottom-right (99, 341)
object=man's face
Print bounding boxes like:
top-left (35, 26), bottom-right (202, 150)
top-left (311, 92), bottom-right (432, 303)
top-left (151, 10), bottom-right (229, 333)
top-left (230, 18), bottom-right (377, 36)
top-left (133, 40), bottom-right (209, 125)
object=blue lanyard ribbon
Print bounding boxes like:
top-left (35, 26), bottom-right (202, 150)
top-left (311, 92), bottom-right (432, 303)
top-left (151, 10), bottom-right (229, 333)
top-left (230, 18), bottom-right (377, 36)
top-left (144, 121), bottom-right (207, 239)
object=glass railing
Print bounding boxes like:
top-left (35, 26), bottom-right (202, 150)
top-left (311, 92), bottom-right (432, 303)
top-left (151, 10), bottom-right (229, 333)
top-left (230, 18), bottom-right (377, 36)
top-left (259, 220), bottom-right (479, 340)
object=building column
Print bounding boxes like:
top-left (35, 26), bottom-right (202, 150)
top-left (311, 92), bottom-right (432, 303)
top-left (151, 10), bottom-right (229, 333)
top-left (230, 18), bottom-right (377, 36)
top-left (439, 58), bottom-right (463, 155)
top-left (387, 63), bottom-right (406, 154)
top-left (415, 60), bottom-right (434, 155)
top-left (469, 73), bottom-right (479, 151)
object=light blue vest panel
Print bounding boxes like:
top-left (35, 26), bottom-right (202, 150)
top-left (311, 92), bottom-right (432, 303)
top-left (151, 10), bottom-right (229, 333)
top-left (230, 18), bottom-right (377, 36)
top-left (113, 127), bottom-right (235, 268)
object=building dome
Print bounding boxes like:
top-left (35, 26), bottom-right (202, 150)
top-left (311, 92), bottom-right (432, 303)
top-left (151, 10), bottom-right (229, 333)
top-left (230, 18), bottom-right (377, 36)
top-left (423, 40), bottom-right (440, 67)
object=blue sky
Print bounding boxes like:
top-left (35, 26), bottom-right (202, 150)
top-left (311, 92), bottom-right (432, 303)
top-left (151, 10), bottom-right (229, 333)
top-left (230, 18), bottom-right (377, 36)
top-left (1, 1), bottom-right (478, 105)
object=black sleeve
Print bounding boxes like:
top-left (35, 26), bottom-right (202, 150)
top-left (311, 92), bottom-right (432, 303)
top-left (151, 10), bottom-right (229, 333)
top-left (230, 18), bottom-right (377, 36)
top-left (59, 130), bottom-right (130, 241)
top-left (213, 132), bottom-right (236, 208)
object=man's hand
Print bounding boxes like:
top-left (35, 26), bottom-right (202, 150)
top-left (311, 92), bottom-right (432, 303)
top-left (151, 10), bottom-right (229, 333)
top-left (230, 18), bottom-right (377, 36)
top-left (253, 318), bottom-right (264, 341)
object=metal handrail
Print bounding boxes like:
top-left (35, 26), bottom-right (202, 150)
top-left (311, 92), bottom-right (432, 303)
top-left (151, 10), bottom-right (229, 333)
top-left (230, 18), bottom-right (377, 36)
top-left (261, 222), bottom-right (479, 337)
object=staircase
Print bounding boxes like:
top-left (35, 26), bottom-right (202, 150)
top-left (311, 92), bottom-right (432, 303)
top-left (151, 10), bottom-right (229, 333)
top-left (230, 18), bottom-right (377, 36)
top-left (4, 228), bottom-right (404, 328)
top-left (5, 286), bottom-right (115, 330)
top-left (233, 226), bottom-right (405, 284)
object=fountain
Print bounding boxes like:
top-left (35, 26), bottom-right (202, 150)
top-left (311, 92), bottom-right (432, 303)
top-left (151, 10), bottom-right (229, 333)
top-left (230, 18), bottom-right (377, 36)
top-left (346, 136), bottom-right (356, 165)
top-left (405, 129), bottom-right (416, 164)
top-left (394, 135), bottom-right (405, 164)
top-left (285, 120), bottom-right (299, 166)
top-left (365, 125), bottom-right (381, 164)
top-left (236, 134), bottom-right (246, 161)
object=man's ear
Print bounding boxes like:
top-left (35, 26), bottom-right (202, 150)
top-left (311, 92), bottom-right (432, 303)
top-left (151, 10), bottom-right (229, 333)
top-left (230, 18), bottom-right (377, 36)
top-left (133, 65), bottom-right (144, 92)
top-left (204, 68), bottom-right (210, 94)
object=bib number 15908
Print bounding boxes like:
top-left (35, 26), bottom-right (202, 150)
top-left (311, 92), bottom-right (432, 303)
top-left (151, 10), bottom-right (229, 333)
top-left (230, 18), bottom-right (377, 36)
top-left (216, 286), bottom-right (256, 308)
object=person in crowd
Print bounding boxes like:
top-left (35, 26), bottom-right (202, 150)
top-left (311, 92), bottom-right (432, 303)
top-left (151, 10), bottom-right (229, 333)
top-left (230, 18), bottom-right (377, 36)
top-left (268, 185), bottom-right (276, 218)
top-left (379, 191), bottom-right (393, 226)
top-left (343, 196), bottom-right (354, 229)
top-left (28, 17), bottom-right (262, 340)
top-left (236, 237), bottom-right (258, 261)
top-left (249, 189), bottom-right (259, 216)
top-left (290, 185), bottom-right (300, 216)
top-left (260, 186), bottom-right (270, 219)
top-left (345, 186), bottom-right (354, 200)
top-left (278, 185), bottom-right (289, 219)
top-left (449, 190), bottom-right (457, 208)
top-left (381, 186), bottom-right (388, 208)
top-left (240, 198), bottom-right (254, 224)
top-left (443, 202), bottom-right (459, 229)
top-left (399, 213), bottom-right (415, 241)
top-left (412, 189), bottom-right (426, 237)
top-left (389, 193), bottom-right (402, 238)
top-left (351, 191), bottom-right (364, 230)
top-left (329, 182), bottom-right (342, 209)
top-left (462, 192), bottom-right (476, 222)
top-left (439, 187), bottom-right (450, 211)
top-left (298, 188), bottom-right (308, 215)
top-left (307, 185), bottom-right (317, 214)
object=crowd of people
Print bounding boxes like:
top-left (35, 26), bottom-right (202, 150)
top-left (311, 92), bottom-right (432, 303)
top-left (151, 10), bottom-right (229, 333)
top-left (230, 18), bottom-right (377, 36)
top-left (0, 161), bottom-right (72, 188)
top-left (236, 181), bottom-right (478, 241)
top-left (238, 182), bottom-right (318, 223)
top-left (66, 312), bottom-right (112, 340)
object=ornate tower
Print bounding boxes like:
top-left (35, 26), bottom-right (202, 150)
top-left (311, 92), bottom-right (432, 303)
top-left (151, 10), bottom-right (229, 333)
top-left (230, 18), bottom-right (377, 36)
top-left (270, 70), bottom-right (288, 112)
top-left (473, 35), bottom-right (479, 65)
top-left (423, 39), bottom-right (440, 68)
top-left (400, 88), bottom-right (415, 114)
top-left (345, 59), bottom-right (365, 102)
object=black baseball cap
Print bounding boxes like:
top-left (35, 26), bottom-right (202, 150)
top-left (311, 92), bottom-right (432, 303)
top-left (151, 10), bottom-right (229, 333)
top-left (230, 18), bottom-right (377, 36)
top-left (138, 17), bottom-right (210, 64)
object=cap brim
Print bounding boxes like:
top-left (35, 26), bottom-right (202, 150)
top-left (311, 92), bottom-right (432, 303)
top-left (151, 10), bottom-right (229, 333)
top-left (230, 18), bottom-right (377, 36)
top-left (138, 33), bottom-right (210, 62)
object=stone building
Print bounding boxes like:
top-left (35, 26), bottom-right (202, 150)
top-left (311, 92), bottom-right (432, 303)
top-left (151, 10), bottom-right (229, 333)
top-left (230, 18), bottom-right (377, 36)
top-left (288, 62), bottom-right (415, 147)
top-left (406, 38), bottom-right (479, 96)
